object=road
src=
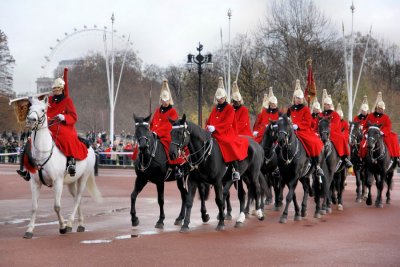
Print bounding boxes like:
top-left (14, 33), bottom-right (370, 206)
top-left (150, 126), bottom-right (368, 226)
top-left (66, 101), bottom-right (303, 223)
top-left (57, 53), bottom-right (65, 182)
top-left (1, 164), bottom-right (399, 266)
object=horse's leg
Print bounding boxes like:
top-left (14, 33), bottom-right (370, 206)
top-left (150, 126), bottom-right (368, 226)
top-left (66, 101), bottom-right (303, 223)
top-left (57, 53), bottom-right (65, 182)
top-left (385, 171), bottom-right (393, 204)
top-left (300, 176), bottom-right (309, 218)
top-left (155, 181), bottom-right (165, 229)
top-left (375, 173), bottom-right (384, 208)
top-left (215, 180), bottom-right (226, 231)
top-left (174, 177), bottom-right (187, 225)
top-left (355, 166), bottom-right (362, 202)
top-left (235, 180), bottom-right (247, 228)
top-left (66, 177), bottom-right (88, 232)
top-left (365, 170), bottom-right (373, 206)
top-left (362, 166), bottom-right (368, 200)
top-left (24, 178), bottom-right (41, 239)
top-left (244, 181), bottom-right (253, 218)
top-left (280, 180), bottom-right (296, 224)
top-left (292, 189), bottom-right (302, 221)
top-left (53, 178), bottom-right (67, 234)
top-left (222, 181), bottom-right (233, 220)
top-left (198, 182), bottom-right (210, 223)
top-left (274, 178), bottom-right (284, 211)
top-left (130, 177), bottom-right (148, 227)
top-left (337, 171), bottom-right (345, 211)
top-left (180, 179), bottom-right (196, 233)
top-left (66, 182), bottom-right (77, 232)
top-left (313, 174), bottom-right (322, 219)
top-left (252, 173), bottom-right (264, 221)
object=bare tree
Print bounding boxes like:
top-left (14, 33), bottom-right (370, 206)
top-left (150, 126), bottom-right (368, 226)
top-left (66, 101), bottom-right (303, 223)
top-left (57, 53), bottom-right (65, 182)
top-left (0, 30), bottom-right (15, 93)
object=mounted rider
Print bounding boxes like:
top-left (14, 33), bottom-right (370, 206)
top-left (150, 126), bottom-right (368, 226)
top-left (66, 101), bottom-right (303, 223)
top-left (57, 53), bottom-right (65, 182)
top-left (231, 81), bottom-right (252, 137)
top-left (17, 74), bottom-right (88, 180)
top-left (287, 80), bottom-right (324, 176)
top-left (253, 87), bottom-right (280, 143)
top-left (359, 92), bottom-right (399, 166)
top-left (205, 77), bottom-right (249, 181)
top-left (353, 95), bottom-right (370, 130)
top-left (320, 93), bottom-right (353, 168)
top-left (336, 103), bottom-right (349, 140)
top-left (149, 79), bottom-right (186, 177)
top-left (310, 98), bottom-right (322, 133)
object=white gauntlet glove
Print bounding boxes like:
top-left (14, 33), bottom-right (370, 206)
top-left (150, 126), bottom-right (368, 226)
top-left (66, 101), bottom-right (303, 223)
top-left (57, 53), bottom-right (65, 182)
top-left (253, 131), bottom-right (258, 137)
top-left (56, 114), bottom-right (65, 121)
top-left (207, 125), bottom-right (215, 133)
top-left (293, 124), bottom-right (299, 130)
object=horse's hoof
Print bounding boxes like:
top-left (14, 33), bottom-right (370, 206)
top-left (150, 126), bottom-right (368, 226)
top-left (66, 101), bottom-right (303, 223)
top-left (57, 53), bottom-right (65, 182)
top-left (174, 219), bottom-right (183, 226)
top-left (258, 215), bottom-right (265, 221)
top-left (294, 215), bottom-right (302, 221)
top-left (202, 214), bottom-right (210, 223)
top-left (366, 198), bottom-right (372, 206)
top-left (301, 210), bottom-right (307, 217)
top-left (325, 207), bottom-right (332, 214)
top-left (77, 226), bottom-right (85, 232)
top-left (279, 217), bottom-right (287, 224)
top-left (23, 232), bottom-right (33, 239)
top-left (319, 210), bottom-right (326, 215)
top-left (131, 217), bottom-right (139, 227)
top-left (180, 226), bottom-right (189, 233)
top-left (154, 222), bottom-right (164, 229)
top-left (234, 221), bottom-right (244, 228)
top-left (386, 199), bottom-right (391, 205)
top-left (59, 227), bottom-right (67, 234)
top-left (66, 226), bottom-right (72, 233)
top-left (225, 214), bottom-right (232, 221)
top-left (245, 212), bottom-right (250, 219)
top-left (338, 204), bottom-right (343, 211)
top-left (356, 198), bottom-right (362, 203)
top-left (314, 212), bottom-right (321, 219)
top-left (215, 224), bottom-right (225, 231)
top-left (375, 203), bottom-right (383, 208)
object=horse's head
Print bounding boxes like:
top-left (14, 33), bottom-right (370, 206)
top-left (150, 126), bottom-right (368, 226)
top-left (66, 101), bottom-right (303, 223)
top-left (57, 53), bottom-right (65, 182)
top-left (276, 114), bottom-right (293, 147)
top-left (366, 122), bottom-right (383, 151)
top-left (349, 121), bottom-right (362, 146)
top-left (26, 96), bottom-right (48, 130)
top-left (318, 117), bottom-right (331, 143)
top-left (169, 114), bottom-right (190, 160)
top-left (133, 113), bottom-right (152, 151)
top-left (265, 120), bottom-right (278, 143)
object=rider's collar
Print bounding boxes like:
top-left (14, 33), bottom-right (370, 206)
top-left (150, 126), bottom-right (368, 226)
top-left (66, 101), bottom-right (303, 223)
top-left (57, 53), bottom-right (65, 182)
top-left (373, 111), bottom-right (383, 118)
top-left (233, 104), bottom-right (242, 111)
top-left (292, 104), bottom-right (304, 110)
top-left (358, 114), bottom-right (367, 120)
top-left (52, 93), bottom-right (65, 103)
top-left (216, 101), bottom-right (228, 111)
top-left (267, 108), bottom-right (278, 114)
top-left (160, 104), bottom-right (172, 113)
top-left (323, 110), bottom-right (333, 116)
top-left (312, 112), bottom-right (319, 118)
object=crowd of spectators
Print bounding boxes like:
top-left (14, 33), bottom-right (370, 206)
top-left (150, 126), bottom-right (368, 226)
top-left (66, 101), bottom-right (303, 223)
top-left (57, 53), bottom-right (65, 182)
top-left (0, 130), bottom-right (136, 167)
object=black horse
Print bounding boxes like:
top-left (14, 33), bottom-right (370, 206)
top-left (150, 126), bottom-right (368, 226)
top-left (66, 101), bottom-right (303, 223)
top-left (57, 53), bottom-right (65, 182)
top-left (169, 115), bottom-right (264, 232)
top-left (275, 115), bottom-right (315, 223)
top-left (130, 114), bottom-right (210, 229)
top-left (364, 123), bottom-right (396, 207)
top-left (349, 121), bottom-right (367, 202)
top-left (318, 117), bottom-right (346, 214)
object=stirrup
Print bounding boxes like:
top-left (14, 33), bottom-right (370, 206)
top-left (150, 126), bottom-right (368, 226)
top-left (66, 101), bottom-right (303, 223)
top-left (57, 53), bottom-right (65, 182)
top-left (17, 170), bottom-right (30, 181)
top-left (345, 158), bottom-right (353, 168)
top-left (316, 166), bottom-right (324, 177)
top-left (232, 171), bottom-right (240, 181)
top-left (175, 168), bottom-right (183, 179)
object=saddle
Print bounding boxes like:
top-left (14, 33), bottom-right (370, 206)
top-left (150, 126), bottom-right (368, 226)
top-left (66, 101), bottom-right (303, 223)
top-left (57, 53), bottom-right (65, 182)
top-left (78, 136), bottom-right (91, 149)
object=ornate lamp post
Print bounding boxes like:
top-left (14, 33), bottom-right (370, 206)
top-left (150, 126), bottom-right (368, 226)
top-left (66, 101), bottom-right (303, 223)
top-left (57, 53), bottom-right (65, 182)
top-left (186, 43), bottom-right (213, 126)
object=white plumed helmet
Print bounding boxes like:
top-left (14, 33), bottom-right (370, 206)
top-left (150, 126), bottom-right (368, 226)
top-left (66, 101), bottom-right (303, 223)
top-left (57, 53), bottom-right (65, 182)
top-left (159, 79), bottom-right (174, 105)
top-left (292, 80), bottom-right (304, 103)
top-left (373, 92), bottom-right (385, 111)
top-left (214, 77), bottom-right (227, 103)
top-left (359, 95), bottom-right (370, 113)
top-left (262, 93), bottom-right (269, 109)
top-left (268, 87), bottom-right (277, 105)
top-left (336, 102), bottom-right (344, 119)
top-left (52, 78), bottom-right (65, 89)
top-left (231, 81), bottom-right (243, 103)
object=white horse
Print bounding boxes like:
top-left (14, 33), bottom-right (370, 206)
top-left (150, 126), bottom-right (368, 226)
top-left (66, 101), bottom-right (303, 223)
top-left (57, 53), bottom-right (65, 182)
top-left (23, 96), bottom-right (102, 239)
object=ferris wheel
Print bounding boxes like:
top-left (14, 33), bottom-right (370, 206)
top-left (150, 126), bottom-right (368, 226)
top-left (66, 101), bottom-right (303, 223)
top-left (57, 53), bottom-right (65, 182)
top-left (40, 24), bottom-right (133, 77)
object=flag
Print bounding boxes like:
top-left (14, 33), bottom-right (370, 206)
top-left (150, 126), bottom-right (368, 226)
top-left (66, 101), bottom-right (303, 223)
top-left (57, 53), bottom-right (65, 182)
top-left (304, 58), bottom-right (317, 106)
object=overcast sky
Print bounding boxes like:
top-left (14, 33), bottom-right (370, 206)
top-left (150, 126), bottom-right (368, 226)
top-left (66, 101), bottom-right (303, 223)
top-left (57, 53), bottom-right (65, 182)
top-left (1, 0), bottom-right (399, 94)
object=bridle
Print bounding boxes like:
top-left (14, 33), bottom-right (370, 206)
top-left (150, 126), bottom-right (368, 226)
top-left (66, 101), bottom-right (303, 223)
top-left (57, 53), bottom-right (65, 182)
top-left (367, 126), bottom-right (386, 163)
top-left (263, 124), bottom-right (278, 165)
top-left (135, 121), bottom-right (160, 171)
top-left (171, 122), bottom-right (213, 171)
top-left (277, 123), bottom-right (299, 165)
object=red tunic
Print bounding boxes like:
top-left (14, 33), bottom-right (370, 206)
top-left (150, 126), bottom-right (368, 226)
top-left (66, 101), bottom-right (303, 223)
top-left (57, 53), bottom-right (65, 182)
top-left (340, 119), bottom-right (350, 141)
top-left (47, 95), bottom-right (87, 160)
top-left (320, 110), bottom-right (350, 157)
top-left (206, 103), bottom-right (249, 162)
top-left (359, 112), bottom-right (399, 158)
top-left (288, 105), bottom-right (323, 157)
top-left (234, 105), bottom-right (252, 137)
top-left (253, 108), bottom-right (279, 143)
top-left (311, 112), bottom-right (321, 133)
top-left (150, 105), bottom-right (185, 165)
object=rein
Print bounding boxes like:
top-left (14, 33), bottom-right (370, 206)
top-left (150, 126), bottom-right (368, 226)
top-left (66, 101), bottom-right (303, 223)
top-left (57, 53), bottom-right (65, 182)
top-left (278, 130), bottom-right (299, 165)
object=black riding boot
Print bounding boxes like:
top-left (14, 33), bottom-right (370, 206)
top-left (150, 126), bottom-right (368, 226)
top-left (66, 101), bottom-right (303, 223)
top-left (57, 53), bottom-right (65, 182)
top-left (231, 161), bottom-right (241, 181)
top-left (94, 153), bottom-right (99, 176)
top-left (67, 157), bottom-right (76, 177)
top-left (16, 142), bottom-right (30, 181)
top-left (343, 157), bottom-right (353, 168)
top-left (312, 157), bottom-right (324, 176)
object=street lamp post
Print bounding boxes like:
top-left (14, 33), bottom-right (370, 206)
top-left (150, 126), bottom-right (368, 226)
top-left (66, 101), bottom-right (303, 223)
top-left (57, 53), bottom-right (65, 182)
top-left (186, 43), bottom-right (213, 127)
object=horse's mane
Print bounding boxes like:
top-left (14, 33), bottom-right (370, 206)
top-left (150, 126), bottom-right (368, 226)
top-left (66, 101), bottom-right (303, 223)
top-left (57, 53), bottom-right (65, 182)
top-left (185, 120), bottom-right (209, 142)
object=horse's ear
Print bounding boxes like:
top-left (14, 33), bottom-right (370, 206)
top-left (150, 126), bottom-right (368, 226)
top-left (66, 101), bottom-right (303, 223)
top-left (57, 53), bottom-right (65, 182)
top-left (133, 113), bottom-right (138, 122)
top-left (44, 96), bottom-right (48, 105)
top-left (144, 113), bottom-right (152, 122)
top-left (182, 114), bottom-right (186, 123)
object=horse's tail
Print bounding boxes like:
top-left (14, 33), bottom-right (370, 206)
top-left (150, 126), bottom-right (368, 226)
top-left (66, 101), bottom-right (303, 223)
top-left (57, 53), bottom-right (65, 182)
top-left (86, 173), bottom-right (103, 203)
